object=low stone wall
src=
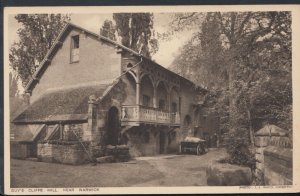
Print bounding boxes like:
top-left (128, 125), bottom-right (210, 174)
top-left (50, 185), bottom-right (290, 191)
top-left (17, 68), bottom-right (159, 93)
top-left (254, 125), bottom-right (292, 185)
top-left (37, 141), bottom-right (90, 165)
top-left (264, 146), bottom-right (292, 185)
top-left (11, 141), bottom-right (29, 159)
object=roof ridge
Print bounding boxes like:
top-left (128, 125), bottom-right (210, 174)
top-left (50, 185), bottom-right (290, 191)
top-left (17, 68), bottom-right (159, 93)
top-left (25, 22), bottom-right (207, 94)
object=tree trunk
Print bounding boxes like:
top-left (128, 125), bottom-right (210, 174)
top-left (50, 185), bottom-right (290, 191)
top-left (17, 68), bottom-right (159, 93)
top-left (247, 110), bottom-right (254, 147)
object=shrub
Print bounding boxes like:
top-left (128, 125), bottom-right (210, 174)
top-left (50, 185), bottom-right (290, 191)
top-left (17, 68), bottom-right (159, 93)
top-left (222, 132), bottom-right (256, 170)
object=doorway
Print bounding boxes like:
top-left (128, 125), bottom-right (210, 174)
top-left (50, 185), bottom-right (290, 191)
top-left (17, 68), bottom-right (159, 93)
top-left (107, 107), bottom-right (120, 146)
top-left (159, 131), bottom-right (166, 154)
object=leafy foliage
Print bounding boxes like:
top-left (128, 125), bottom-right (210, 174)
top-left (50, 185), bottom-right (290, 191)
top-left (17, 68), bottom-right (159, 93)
top-left (9, 72), bottom-right (19, 97)
top-left (170, 11), bottom-right (292, 133)
top-left (113, 13), bottom-right (158, 58)
top-left (170, 11), bottom-right (292, 165)
top-left (9, 14), bottom-right (70, 87)
top-left (220, 133), bottom-right (256, 169)
top-left (100, 20), bottom-right (117, 41)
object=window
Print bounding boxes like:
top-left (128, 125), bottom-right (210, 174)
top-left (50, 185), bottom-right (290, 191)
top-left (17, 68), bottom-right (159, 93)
top-left (127, 63), bottom-right (133, 69)
top-left (70, 35), bottom-right (80, 62)
top-left (159, 99), bottom-right (165, 110)
top-left (142, 94), bottom-right (150, 107)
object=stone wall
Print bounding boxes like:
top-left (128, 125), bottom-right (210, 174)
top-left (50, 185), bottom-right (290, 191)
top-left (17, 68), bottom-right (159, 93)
top-left (127, 127), bottom-right (160, 156)
top-left (37, 141), bottom-right (90, 165)
top-left (11, 141), bottom-right (30, 159)
top-left (264, 146), bottom-right (292, 185)
top-left (124, 126), bottom-right (179, 157)
top-left (31, 28), bottom-right (122, 103)
top-left (254, 125), bottom-right (292, 185)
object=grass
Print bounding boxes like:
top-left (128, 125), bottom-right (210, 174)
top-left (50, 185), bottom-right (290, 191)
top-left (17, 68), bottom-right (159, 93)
top-left (10, 148), bottom-right (227, 188)
top-left (11, 159), bottom-right (163, 188)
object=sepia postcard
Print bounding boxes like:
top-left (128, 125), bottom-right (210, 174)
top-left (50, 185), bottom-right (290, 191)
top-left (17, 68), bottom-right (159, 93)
top-left (3, 5), bottom-right (300, 195)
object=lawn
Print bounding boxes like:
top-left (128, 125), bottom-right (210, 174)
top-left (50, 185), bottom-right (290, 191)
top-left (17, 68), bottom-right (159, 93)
top-left (11, 159), bottom-right (163, 188)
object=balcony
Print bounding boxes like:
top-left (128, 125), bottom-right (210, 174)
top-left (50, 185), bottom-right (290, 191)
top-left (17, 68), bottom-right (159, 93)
top-left (121, 105), bottom-right (180, 126)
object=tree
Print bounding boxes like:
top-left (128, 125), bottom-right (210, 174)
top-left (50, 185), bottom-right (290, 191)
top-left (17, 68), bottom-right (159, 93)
top-left (170, 11), bottom-right (292, 138)
top-left (113, 13), bottom-right (158, 58)
top-left (100, 19), bottom-right (116, 41)
top-left (171, 13), bottom-right (227, 89)
top-left (170, 13), bottom-right (231, 137)
top-left (9, 72), bottom-right (19, 98)
top-left (9, 72), bottom-right (28, 120)
top-left (9, 14), bottom-right (70, 87)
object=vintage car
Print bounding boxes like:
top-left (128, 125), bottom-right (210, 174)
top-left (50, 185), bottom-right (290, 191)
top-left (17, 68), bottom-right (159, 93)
top-left (179, 136), bottom-right (207, 155)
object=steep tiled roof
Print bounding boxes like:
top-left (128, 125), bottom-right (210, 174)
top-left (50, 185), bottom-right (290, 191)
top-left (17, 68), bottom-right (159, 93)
top-left (13, 84), bottom-right (111, 123)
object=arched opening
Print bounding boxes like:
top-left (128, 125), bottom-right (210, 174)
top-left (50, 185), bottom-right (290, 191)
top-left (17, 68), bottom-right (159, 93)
top-left (106, 107), bottom-right (120, 146)
top-left (170, 87), bottom-right (179, 113)
top-left (183, 115), bottom-right (193, 136)
top-left (127, 63), bottom-right (133, 69)
top-left (159, 131), bottom-right (166, 154)
top-left (123, 72), bottom-right (136, 105)
top-left (140, 75), bottom-right (154, 107)
top-left (156, 81), bottom-right (168, 111)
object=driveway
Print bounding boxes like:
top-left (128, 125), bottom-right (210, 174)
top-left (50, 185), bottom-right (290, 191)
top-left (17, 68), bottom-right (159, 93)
top-left (10, 148), bottom-right (227, 188)
top-left (133, 148), bottom-right (227, 186)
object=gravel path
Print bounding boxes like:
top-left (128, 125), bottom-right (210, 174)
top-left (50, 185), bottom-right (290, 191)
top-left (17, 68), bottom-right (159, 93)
top-left (132, 148), bottom-right (227, 186)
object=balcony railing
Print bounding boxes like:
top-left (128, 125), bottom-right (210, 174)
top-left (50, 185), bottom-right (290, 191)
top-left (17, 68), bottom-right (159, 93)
top-left (121, 105), bottom-right (180, 126)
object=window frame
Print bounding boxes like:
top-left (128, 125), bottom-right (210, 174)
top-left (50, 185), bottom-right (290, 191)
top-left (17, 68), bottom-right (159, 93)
top-left (70, 35), bottom-right (80, 63)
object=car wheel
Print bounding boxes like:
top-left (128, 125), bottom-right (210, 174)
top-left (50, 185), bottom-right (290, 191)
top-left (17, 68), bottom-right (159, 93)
top-left (179, 144), bottom-right (182, 154)
top-left (196, 144), bottom-right (202, 155)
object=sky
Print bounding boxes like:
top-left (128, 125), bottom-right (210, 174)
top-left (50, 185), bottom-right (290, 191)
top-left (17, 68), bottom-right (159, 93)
top-left (8, 13), bottom-right (196, 68)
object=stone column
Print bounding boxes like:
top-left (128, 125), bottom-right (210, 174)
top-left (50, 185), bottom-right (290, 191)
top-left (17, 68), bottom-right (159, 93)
top-left (253, 124), bottom-right (291, 185)
top-left (136, 82), bottom-right (140, 105)
top-left (85, 95), bottom-right (98, 143)
top-left (136, 68), bottom-right (141, 106)
top-left (153, 87), bottom-right (157, 108)
top-left (254, 135), bottom-right (267, 185)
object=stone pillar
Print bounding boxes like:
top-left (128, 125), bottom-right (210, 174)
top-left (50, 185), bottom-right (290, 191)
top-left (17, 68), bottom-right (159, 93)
top-left (253, 124), bottom-right (291, 185)
top-left (153, 87), bottom-right (157, 108)
top-left (84, 95), bottom-right (98, 143)
top-left (167, 93), bottom-right (171, 112)
top-left (136, 82), bottom-right (140, 105)
top-left (136, 68), bottom-right (141, 105)
top-left (254, 136), bottom-right (267, 185)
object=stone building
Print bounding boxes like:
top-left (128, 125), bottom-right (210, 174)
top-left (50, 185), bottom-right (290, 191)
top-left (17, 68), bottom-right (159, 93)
top-left (11, 23), bottom-right (218, 163)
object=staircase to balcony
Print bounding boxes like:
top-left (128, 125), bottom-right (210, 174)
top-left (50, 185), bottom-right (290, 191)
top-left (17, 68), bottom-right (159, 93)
top-left (121, 105), bottom-right (180, 126)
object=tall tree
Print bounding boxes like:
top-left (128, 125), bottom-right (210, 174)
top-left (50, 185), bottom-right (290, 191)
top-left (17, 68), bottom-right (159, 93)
top-left (170, 13), bottom-right (230, 135)
top-left (9, 14), bottom-right (70, 87)
top-left (100, 19), bottom-right (116, 41)
top-left (170, 11), bottom-right (292, 136)
top-left (113, 13), bottom-right (158, 58)
top-left (9, 72), bottom-right (19, 98)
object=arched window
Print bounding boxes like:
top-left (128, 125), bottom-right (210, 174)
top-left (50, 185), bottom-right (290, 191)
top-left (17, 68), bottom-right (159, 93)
top-left (170, 87), bottom-right (179, 113)
top-left (183, 115), bottom-right (192, 134)
top-left (140, 75), bottom-right (154, 107)
top-left (157, 81), bottom-right (168, 111)
top-left (127, 63), bottom-right (133, 68)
